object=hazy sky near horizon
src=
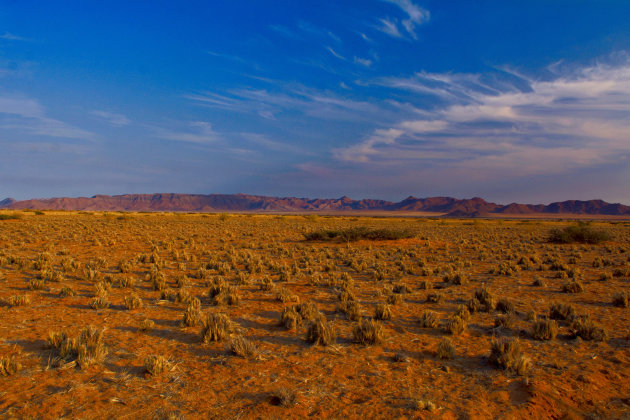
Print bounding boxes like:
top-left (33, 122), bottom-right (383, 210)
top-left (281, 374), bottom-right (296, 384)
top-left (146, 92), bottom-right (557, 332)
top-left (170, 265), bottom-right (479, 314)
top-left (1, 1), bottom-right (629, 204)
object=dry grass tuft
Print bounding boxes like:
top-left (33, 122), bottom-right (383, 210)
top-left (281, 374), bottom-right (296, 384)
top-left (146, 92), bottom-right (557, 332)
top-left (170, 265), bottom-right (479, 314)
top-left (489, 338), bottom-right (530, 375)
top-left (352, 318), bottom-right (385, 345)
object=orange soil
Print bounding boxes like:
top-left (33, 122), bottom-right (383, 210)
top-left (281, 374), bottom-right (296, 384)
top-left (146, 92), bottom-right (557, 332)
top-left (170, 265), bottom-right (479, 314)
top-left (0, 213), bottom-right (628, 419)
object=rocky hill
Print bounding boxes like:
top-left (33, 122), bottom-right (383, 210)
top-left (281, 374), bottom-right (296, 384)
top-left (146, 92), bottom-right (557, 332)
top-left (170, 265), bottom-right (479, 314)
top-left (1, 193), bottom-right (628, 215)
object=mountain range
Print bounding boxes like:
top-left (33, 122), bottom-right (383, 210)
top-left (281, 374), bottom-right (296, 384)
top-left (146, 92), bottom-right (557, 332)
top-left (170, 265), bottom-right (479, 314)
top-left (1, 193), bottom-right (629, 216)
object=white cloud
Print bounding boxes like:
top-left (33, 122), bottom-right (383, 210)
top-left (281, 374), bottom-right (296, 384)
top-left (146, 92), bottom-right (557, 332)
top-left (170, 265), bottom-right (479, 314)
top-left (0, 95), bottom-right (93, 139)
top-left (377, 18), bottom-right (403, 38)
top-left (154, 121), bottom-right (221, 144)
top-left (384, 0), bottom-right (430, 38)
top-left (327, 46), bottom-right (346, 61)
top-left (90, 110), bottom-right (131, 127)
top-left (354, 56), bottom-right (373, 67)
top-left (335, 60), bottom-right (630, 181)
top-left (0, 32), bottom-right (27, 41)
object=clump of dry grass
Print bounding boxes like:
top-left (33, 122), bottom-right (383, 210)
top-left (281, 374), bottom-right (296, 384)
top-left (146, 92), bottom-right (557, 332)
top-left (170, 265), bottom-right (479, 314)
top-left (569, 315), bottom-right (608, 341)
top-left (227, 335), bottom-right (259, 358)
top-left (59, 286), bottom-right (76, 297)
top-left (612, 292), bottom-right (629, 308)
top-left (139, 319), bottom-right (155, 332)
top-left (259, 276), bottom-right (274, 291)
top-left (495, 298), bottom-right (515, 314)
top-left (489, 338), bottom-right (530, 375)
top-left (280, 302), bottom-right (322, 330)
top-left (562, 280), bottom-right (584, 293)
top-left (90, 296), bottom-right (110, 310)
top-left (436, 338), bottom-right (455, 360)
top-left (352, 318), bottom-right (385, 345)
top-left (7, 294), bottom-right (31, 307)
top-left (28, 279), bottom-right (46, 291)
top-left (426, 292), bottom-right (442, 304)
top-left (374, 303), bottom-right (392, 320)
top-left (531, 319), bottom-right (558, 340)
top-left (124, 293), bottom-right (143, 310)
top-left (305, 318), bottom-right (336, 346)
top-left (549, 303), bottom-right (575, 320)
top-left (0, 355), bottom-right (21, 376)
top-left (275, 287), bottom-right (299, 303)
top-left (444, 315), bottom-right (468, 335)
top-left (145, 355), bottom-right (173, 375)
top-left (338, 300), bottom-right (362, 321)
top-left (201, 313), bottom-right (236, 343)
top-left (269, 388), bottom-right (297, 407)
top-left (418, 310), bottom-right (438, 328)
top-left (494, 313), bottom-right (516, 329)
top-left (46, 326), bottom-right (107, 369)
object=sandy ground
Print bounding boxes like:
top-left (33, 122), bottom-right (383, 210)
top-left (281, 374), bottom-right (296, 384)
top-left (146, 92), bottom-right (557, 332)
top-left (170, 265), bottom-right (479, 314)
top-left (0, 212), bottom-right (628, 419)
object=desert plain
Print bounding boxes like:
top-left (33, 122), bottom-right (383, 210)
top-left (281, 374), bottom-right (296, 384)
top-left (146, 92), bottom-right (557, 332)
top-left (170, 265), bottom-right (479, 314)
top-left (0, 210), bottom-right (629, 419)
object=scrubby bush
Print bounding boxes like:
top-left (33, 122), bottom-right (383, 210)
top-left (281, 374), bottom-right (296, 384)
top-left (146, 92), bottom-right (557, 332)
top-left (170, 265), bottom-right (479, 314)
top-left (201, 313), bottom-right (235, 343)
top-left (549, 222), bottom-right (610, 244)
top-left (305, 319), bottom-right (336, 346)
top-left (531, 319), bottom-right (558, 340)
top-left (352, 318), bottom-right (385, 345)
top-left (436, 338), bottom-right (455, 360)
top-left (305, 227), bottom-right (414, 242)
top-left (145, 355), bottom-right (173, 375)
top-left (418, 310), bottom-right (438, 328)
top-left (489, 338), bottom-right (530, 375)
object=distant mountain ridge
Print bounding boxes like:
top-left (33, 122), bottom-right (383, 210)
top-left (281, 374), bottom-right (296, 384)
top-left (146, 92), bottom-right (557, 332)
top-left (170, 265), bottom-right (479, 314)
top-left (1, 193), bottom-right (629, 215)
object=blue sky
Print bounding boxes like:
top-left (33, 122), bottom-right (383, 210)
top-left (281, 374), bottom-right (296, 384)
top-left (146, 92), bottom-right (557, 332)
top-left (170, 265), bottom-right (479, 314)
top-left (1, 1), bottom-right (629, 204)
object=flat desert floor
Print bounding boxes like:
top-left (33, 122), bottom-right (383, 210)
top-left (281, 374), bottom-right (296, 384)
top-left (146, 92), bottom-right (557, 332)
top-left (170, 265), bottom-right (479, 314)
top-left (0, 211), bottom-right (629, 419)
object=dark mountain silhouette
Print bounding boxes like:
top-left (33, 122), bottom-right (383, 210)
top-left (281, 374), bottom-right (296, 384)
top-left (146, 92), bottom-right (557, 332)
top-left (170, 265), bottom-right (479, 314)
top-left (1, 193), bottom-right (629, 215)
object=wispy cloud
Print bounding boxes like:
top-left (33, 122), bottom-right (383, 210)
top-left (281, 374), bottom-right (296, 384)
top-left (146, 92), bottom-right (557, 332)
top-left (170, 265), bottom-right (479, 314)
top-left (354, 56), bottom-right (373, 67)
top-left (90, 110), bottom-right (131, 127)
top-left (377, 18), bottom-right (403, 38)
top-left (335, 60), bottom-right (630, 181)
top-left (0, 32), bottom-right (27, 41)
top-left (153, 121), bottom-right (221, 144)
top-left (377, 0), bottom-right (429, 39)
top-left (327, 46), bottom-right (346, 61)
top-left (0, 95), bottom-right (93, 139)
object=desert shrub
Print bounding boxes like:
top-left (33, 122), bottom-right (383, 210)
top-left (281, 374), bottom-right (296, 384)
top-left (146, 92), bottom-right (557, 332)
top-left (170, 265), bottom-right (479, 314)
top-left (436, 338), bottom-right (455, 360)
top-left (532, 278), bottom-right (546, 287)
top-left (474, 286), bottom-right (495, 311)
top-left (118, 276), bottom-right (136, 288)
top-left (0, 213), bottom-right (22, 220)
top-left (280, 306), bottom-right (302, 330)
top-left (549, 303), bottom-right (575, 320)
top-left (28, 279), bottom-right (46, 291)
top-left (445, 315), bottom-right (467, 335)
top-left (269, 388), bottom-right (297, 407)
top-left (612, 292), bottom-right (629, 308)
top-left (418, 310), bottom-right (438, 328)
top-left (145, 355), bottom-right (173, 375)
top-left (201, 313), bottom-right (235, 343)
top-left (7, 294), bottom-right (31, 307)
top-left (90, 296), bottom-right (110, 310)
top-left (259, 277), bottom-right (274, 291)
top-left (275, 287), bottom-right (299, 303)
top-left (211, 285), bottom-right (240, 306)
top-left (352, 318), bottom-right (385, 345)
top-left (46, 326), bottom-right (107, 369)
top-left (175, 275), bottom-right (189, 288)
top-left (569, 316), bottom-right (608, 341)
top-left (59, 286), bottom-right (76, 297)
top-left (305, 319), bottom-right (336, 346)
top-left (338, 289), bottom-right (356, 302)
top-left (494, 313), bottom-right (517, 329)
top-left (182, 302), bottom-right (203, 327)
top-left (124, 293), bottom-right (143, 310)
top-left (562, 280), bottom-right (584, 293)
top-left (426, 292), bottom-right (442, 304)
top-left (489, 338), bottom-right (530, 375)
top-left (392, 283), bottom-right (411, 294)
top-left (228, 335), bottom-right (258, 358)
top-left (338, 301), bottom-right (362, 321)
top-left (0, 355), bottom-right (21, 376)
top-left (304, 227), bottom-right (414, 242)
top-left (387, 293), bottom-right (403, 305)
top-left (531, 319), bottom-right (558, 340)
top-left (455, 305), bottom-right (471, 321)
top-left (496, 298), bottom-right (516, 314)
top-left (374, 303), bottom-right (392, 320)
top-left (549, 222), bottom-right (610, 244)
top-left (139, 319), bottom-right (155, 331)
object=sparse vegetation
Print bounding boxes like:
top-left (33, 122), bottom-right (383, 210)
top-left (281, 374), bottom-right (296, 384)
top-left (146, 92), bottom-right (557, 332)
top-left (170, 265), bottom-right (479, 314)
top-left (549, 222), bottom-right (611, 244)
